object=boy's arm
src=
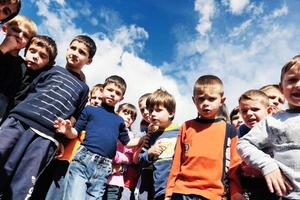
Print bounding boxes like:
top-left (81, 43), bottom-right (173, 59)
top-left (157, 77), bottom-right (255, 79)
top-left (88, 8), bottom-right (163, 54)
top-left (165, 125), bottom-right (184, 198)
top-left (0, 35), bottom-right (18, 54)
top-left (54, 117), bottom-right (78, 139)
top-left (227, 126), bottom-right (243, 199)
top-left (237, 119), bottom-right (292, 196)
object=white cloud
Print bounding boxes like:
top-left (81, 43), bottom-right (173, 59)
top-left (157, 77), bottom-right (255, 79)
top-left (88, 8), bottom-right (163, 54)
top-left (229, 19), bottom-right (252, 37)
top-left (224, 0), bottom-right (250, 15)
top-left (271, 5), bottom-right (288, 18)
top-left (194, 0), bottom-right (216, 36)
top-left (30, 1), bottom-right (196, 128)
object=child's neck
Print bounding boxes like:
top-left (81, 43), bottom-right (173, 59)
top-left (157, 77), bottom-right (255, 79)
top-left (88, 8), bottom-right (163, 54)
top-left (158, 121), bottom-right (173, 131)
top-left (65, 64), bottom-right (82, 74)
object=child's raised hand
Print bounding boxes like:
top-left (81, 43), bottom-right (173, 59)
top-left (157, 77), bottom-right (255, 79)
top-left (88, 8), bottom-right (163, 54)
top-left (54, 117), bottom-right (72, 135)
top-left (148, 143), bottom-right (166, 160)
top-left (264, 168), bottom-right (293, 197)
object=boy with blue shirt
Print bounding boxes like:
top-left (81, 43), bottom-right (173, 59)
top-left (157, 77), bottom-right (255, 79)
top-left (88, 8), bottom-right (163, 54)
top-left (139, 88), bottom-right (179, 200)
top-left (55, 75), bottom-right (143, 199)
top-left (0, 35), bottom-right (95, 200)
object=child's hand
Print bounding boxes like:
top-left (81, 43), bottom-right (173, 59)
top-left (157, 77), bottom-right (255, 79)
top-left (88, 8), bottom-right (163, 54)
top-left (148, 143), bottom-right (166, 160)
top-left (0, 35), bottom-right (18, 53)
top-left (55, 142), bottom-right (64, 159)
top-left (54, 117), bottom-right (72, 135)
top-left (112, 164), bottom-right (123, 174)
top-left (264, 168), bottom-right (293, 197)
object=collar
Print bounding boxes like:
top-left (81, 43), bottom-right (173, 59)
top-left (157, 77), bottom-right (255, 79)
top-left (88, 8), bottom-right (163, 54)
top-left (101, 103), bottom-right (115, 113)
top-left (195, 117), bottom-right (223, 124)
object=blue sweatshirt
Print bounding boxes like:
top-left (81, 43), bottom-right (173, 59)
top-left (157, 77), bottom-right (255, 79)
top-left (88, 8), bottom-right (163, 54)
top-left (10, 66), bottom-right (89, 138)
top-left (75, 104), bottom-right (130, 159)
top-left (139, 124), bottom-right (179, 198)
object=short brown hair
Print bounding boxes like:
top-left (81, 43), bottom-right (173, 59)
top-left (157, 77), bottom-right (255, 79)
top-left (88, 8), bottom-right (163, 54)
top-left (193, 75), bottom-right (224, 96)
top-left (25, 35), bottom-right (57, 66)
top-left (89, 83), bottom-right (103, 97)
top-left (229, 106), bottom-right (240, 123)
top-left (259, 84), bottom-right (280, 93)
top-left (146, 88), bottom-right (176, 120)
top-left (117, 103), bottom-right (137, 122)
top-left (70, 35), bottom-right (97, 59)
top-left (5, 15), bottom-right (37, 38)
top-left (239, 89), bottom-right (269, 108)
top-left (103, 75), bottom-right (127, 95)
top-left (280, 55), bottom-right (300, 83)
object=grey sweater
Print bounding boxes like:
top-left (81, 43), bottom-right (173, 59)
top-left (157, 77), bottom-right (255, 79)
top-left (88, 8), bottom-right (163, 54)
top-left (237, 110), bottom-right (300, 199)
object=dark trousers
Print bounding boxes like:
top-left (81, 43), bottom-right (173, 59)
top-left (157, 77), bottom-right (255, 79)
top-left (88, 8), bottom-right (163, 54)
top-left (104, 185), bottom-right (124, 200)
top-left (171, 193), bottom-right (208, 200)
top-left (0, 117), bottom-right (56, 200)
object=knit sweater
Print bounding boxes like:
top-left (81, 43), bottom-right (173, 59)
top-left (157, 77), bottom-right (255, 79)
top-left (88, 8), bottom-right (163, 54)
top-left (237, 110), bottom-right (300, 199)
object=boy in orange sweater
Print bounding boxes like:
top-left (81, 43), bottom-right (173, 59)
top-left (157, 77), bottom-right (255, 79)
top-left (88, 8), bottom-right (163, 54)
top-left (165, 75), bottom-right (244, 200)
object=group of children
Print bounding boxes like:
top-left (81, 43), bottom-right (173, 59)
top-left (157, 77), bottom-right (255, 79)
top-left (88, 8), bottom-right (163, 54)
top-left (0, 1), bottom-right (299, 200)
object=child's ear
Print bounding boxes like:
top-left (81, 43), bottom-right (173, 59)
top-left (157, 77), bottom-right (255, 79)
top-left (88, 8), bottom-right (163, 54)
top-left (168, 112), bottom-right (175, 120)
top-left (2, 24), bottom-right (8, 33)
top-left (85, 58), bottom-right (92, 65)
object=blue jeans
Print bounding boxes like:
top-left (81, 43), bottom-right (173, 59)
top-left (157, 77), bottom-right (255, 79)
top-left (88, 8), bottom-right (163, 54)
top-left (63, 145), bottom-right (112, 200)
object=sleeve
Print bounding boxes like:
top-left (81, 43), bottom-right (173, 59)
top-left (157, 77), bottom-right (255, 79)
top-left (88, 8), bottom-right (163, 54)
top-left (113, 141), bottom-right (133, 164)
top-left (138, 147), bottom-right (153, 167)
top-left (74, 107), bottom-right (89, 133)
top-left (237, 118), bottom-right (278, 176)
top-left (73, 85), bottom-right (89, 120)
top-left (227, 124), bottom-right (243, 197)
top-left (118, 120), bottom-right (130, 145)
top-left (165, 123), bottom-right (185, 198)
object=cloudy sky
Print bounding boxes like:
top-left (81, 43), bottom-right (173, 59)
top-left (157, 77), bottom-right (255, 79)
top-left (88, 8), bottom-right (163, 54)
top-left (13, 0), bottom-right (300, 127)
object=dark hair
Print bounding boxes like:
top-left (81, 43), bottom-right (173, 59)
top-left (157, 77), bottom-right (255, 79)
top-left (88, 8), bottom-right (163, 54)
top-left (0, 0), bottom-right (21, 25)
top-left (71, 35), bottom-right (97, 59)
top-left (24, 35), bottom-right (57, 66)
top-left (117, 103), bottom-right (137, 122)
top-left (229, 106), bottom-right (240, 123)
top-left (103, 75), bottom-right (127, 95)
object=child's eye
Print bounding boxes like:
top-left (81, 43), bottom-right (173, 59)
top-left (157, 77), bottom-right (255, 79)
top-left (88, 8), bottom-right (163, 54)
top-left (79, 49), bottom-right (87, 56)
top-left (208, 97), bottom-right (216, 102)
top-left (251, 108), bottom-right (260, 112)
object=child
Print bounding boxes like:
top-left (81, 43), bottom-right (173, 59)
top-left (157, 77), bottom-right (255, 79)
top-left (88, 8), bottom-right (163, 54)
top-left (260, 84), bottom-right (285, 113)
top-left (0, 0), bottom-right (21, 24)
top-left (55, 75), bottom-right (142, 199)
top-left (13, 35), bottom-right (57, 107)
top-left (104, 103), bottom-right (137, 200)
top-left (238, 90), bottom-right (272, 138)
top-left (0, 35), bottom-right (95, 200)
top-left (88, 83), bottom-right (103, 107)
top-left (0, 15), bottom-right (37, 121)
top-left (237, 90), bottom-right (276, 200)
top-left (139, 88), bottom-right (179, 200)
top-left (237, 56), bottom-right (300, 199)
top-left (165, 75), bottom-right (243, 200)
top-left (230, 106), bottom-right (244, 131)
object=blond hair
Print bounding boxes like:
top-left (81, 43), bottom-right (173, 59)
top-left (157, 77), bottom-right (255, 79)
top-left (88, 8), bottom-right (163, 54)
top-left (193, 75), bottom-right (224, 96)
top-left (5, 15), bottom-right (37, 37)
top-left (239, 89), bottom-right (270, 108)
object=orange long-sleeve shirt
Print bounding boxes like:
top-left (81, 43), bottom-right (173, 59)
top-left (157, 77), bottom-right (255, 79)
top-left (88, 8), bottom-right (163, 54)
top-left (165, 118), bottom-right (242, 199)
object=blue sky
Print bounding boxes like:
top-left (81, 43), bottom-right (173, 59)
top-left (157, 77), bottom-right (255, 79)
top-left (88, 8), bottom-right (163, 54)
top-left (13, 0), bottom-right (300, 125)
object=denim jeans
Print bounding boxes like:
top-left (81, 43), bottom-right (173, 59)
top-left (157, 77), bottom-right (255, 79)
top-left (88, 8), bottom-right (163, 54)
top-left (63, 145), bottom-right (112, 200)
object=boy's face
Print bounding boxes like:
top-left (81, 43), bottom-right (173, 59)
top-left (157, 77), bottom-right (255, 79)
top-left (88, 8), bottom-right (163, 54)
top-left (149, 104), bottom-right (174, 128)
top-left (280, 65), bottom-right (300, 109)
top-left (25, 44), bottom-right (50, 70)
top-left (118, 110), bottom-right (134, 128)
top-left (0, 1), bottom-right (18, 21)
top-left (264, 88), bottom-right (285, 112)
top-left (193, 88), bottom-right (225, 119)
top-left (231, 113), bottom-right (244, 130)
top-left (3, 23), bottom-right (32, 50)
top-left (139, 98), bottom-right (151, 123)
top-left (89, 89), bottom-right (102, 107)
top-left (101, 83), bottom-right (124, 107)
top-left (66, 40), bottom-right (92, 70)
top-left (239, 99), bottom-right (271, 128)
